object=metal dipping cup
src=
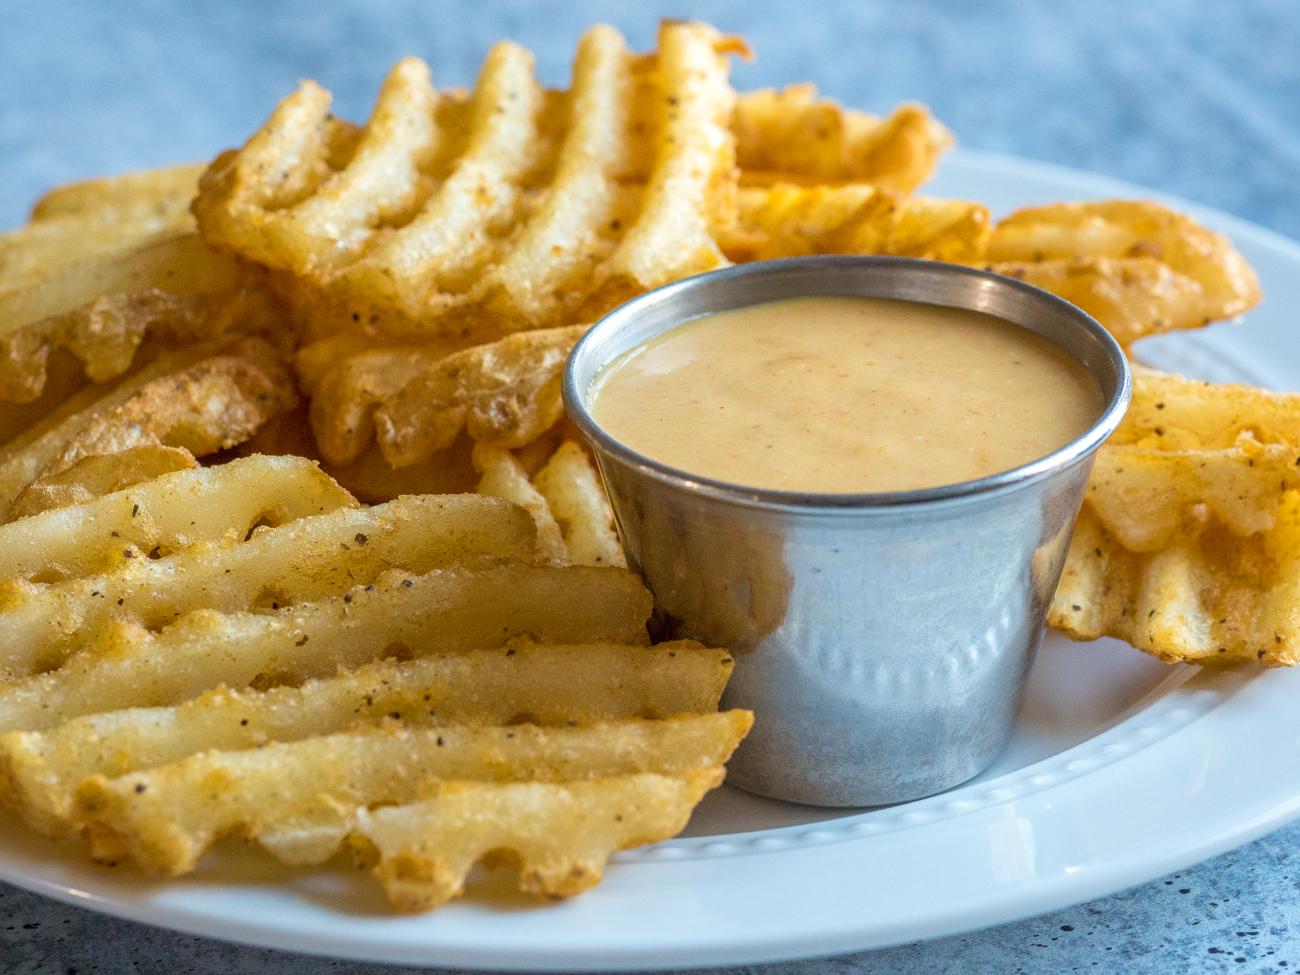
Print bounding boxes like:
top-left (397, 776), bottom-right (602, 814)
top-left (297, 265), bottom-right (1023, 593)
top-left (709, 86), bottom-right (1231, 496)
top-left (563, 256), bottom-right (1132, 807)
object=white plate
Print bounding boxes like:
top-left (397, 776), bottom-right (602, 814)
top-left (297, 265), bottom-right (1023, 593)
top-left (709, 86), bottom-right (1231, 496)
top-left (4, 150), bottom-right (1300, 971)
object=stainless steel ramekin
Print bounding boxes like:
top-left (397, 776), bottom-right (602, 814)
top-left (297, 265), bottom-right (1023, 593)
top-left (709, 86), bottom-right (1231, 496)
top-left (563, 256), bottom-right (1131, 807)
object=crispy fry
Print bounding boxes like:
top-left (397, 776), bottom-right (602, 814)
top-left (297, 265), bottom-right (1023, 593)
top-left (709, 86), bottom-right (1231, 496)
top-left (74, 712), bottom-right (748, 875)
top-left (0, 279), bottom-right (285, 405)
top-left (532, 440), bottom-right (625, 567)
top-left (0, 342), bottom-right (221, 509)
top-left (460, 25), bottom-right (636, 332)
top-left (193, 60), bottom-right (437, 274)
top-left (1, 201), bottom-right (195, 290)
top-left (352, 770), bottom-right (724, 910)
top-left (311, 42), bottom-right (547, 337)
top-left (0, 454), bottom-right (353, 580)
top-left (0, 233), bottom-right (244, 346)
top-left (0, 640), bottom-right (731, 835)
top-left (30, 162), bottom-right (207, 222)
top-left (1051, 367), bottom-right (1300, 666)
top-left (366, 324), bottom-right (586, 468)
top-left (734, 85), bottom-right (952, 192)
top-left (983, 201), bottom-right (1261, 346)
top-left (38, 337), bottom-right (294, 473)
top-left (579, 21), bottom-right (740, 317)
top-left (474, 443), bottom-right (568, 564)
top-left (722, 184), bottom-right (989, 263)
top-left (0, 493), bottom-right (536, 677)
top-left (0, 563), bottom-right (652, 733)
top-left (5, 446), bottom-right (198, 522)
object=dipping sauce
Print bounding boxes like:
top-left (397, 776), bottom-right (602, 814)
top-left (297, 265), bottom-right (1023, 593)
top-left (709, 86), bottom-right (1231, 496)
top-left (588, 295), bottom-right (1105, 493)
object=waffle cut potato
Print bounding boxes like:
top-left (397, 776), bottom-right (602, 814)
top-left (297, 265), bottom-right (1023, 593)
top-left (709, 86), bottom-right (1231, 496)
top-left (979, 201), bottom-right (1262, 348)
top-left (195, 22), bottom-right (748, 344)
top-left (0, 454), bottom-right (747, 910)
top-left (1050, 366), bottom-right (1300, 666)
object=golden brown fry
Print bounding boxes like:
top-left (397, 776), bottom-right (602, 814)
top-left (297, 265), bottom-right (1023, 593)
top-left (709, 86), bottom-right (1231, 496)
top-left (6, 446), bottom-right (198, 522)
top-left (1051, 367), bottom-right (1300, 666)
top-left (722, 184), bottom-right (989, 263)
top-left (983, 201), bottom-right (1261, 346)
top-left (734, 85), bottom-right (952, 192)
top-left (74, 713), bottom-right (748, 875)
top-left (0, 454), bottom-right (354, 581)
top-left (35, 337), bottom-right (295, 476)
top-left (0, 640), bottom-right (731, 835)
top-left (0, 343), bottom-right (222, 510)
top-left (0, 279), bottom-right (286, 406)
top-left (474, 442), bottom-right (568, 563)
top-left (314, 42), bottom-right (547, 337)
top-left (1, 201), bottom-right (194, 290)
top-left (579, 21), bottom-right (742, 318)
top-left (30, 162), bottom-right (207, 222)
top-left (0, 233), bottom-right (244, 346)
top-left (193, 60), bottom-right (437, 274)
top-left (459, 25), bottom-right (636, 332)
top-left (0, 564), bottom-right (653, 734)
top-left (352, 770), bottom-right (724, 911)
top-left (367, 324), bottom-right (586, 468)
top-left (532, 440), bottom-right (625, 567)
top-left (0, 493), bottom-right (536, 678)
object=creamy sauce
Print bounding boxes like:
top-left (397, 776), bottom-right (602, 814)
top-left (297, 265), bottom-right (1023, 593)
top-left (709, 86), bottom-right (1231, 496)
top-left (589, 295), bottom-right (1104, 494)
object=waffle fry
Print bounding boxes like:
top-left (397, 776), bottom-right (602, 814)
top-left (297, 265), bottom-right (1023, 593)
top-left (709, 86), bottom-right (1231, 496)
top-left (722, 183), bottom-right (990, 263)
top-left (306, 323), bottom-right (584, 469)
top-left (74, 712), bottom-right (748, 876)
top-left (982, 201), bottom-right (1262, 347)
top-left (1051, 367), bottom-right (1300, 666)
top-left (0, 641), bottom-right (731, 836)
top-left (734, 84), bottom-right (953, 192)
top-left (29, 162), bottom-right (207, 222)
top-left (0, 454), bottom-right (353, 581)
top-left (194, 23), bottom-right (747, 343)
top-left (0, 339), bottom-right (289, 511)
top-left (352, 770), bottom-right (724, 911)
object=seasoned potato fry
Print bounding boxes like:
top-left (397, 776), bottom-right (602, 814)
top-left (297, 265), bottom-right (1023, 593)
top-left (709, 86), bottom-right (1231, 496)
top-left (0, 233), bottom-right (244, 345)
top-left (362, 324), bottom-right (586, 468)
top-left (579, 21), bottom-right (743, 318)
top-left (0, 640), bottom-right (731, 835)
top-left (6, 445), bottom-right (198, 522)
top-left (532, 440), bottom-right (625, 567)
top-left (193, 60), bottom-right (437, 274)
top-left (30, 162), bottom-right (207, 222)
top-left (983, 201), bottom-right (1261, 346)
top-left (352, 770), bottom-right (724, 910)
top-left (734, 84), bottom-right (952, 192)
top-left (0, 493), bottom-right (536, 677)
top-left (1051, 367), bottom-right (1300, 665)
top-left (0, 342), bottom-right (221, 508)
top-left (0, 279), bottom-right (284, 405)
top-left (74, 712), bottom-right (748, 875)
top-left (0, 338), bottom-right (296, 513)
top-left (0, 202), bottom-right (195, 290)
top-left (0, 454), bottom-right (353, 581)
top-left (0, 564), bottom-right (652, 733)
top-left (474, 443), bottom-right (568, 563)
top-left (35, 337), bottom-right (293, 472)
top-left (460, 26), bottom-right (635, 332)
top-left (723, 184), bottom-right (989, 263)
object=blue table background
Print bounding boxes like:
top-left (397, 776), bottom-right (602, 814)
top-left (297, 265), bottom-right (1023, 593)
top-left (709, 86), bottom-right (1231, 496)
top-left (2, 1), bottom-right (1298, 971)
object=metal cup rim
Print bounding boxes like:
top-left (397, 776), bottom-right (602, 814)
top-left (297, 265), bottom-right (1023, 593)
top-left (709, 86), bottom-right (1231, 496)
top-left (563, 255), bottom-right (1133, 513)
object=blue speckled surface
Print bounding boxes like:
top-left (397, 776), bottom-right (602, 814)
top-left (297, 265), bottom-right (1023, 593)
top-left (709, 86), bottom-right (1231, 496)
top-left (2, 1), bottom-right (1299, 971)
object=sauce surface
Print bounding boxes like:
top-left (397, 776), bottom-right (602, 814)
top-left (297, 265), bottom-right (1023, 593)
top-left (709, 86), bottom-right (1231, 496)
top-left (589, 296), bottom-right (1104, 494)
